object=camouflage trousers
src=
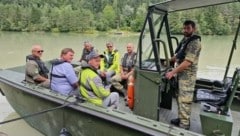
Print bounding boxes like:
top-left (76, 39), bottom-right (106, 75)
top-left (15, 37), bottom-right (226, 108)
top-left (177, 72), bottom-right (196, 127)
top-left (111, 74), bottom-right (126, 94)
top-left (111, 74), bottom-right (133, 95)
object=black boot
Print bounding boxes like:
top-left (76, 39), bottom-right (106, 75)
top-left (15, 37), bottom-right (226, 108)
top-left (170, 118), bottom-right (180, 126)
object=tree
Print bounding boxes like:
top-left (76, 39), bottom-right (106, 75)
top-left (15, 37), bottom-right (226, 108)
top-left (102, 4), bottom-right (117, 29)
top-left (30, 7), bottom-right (41, 24)
top-left (122, 5), bottom-right (134, 28)
top-left (57, 5), bottom-right (72, 32)
top-left (131, 3), bottom-right (147, 32)
top-left (0, 0), bottom-right (239, 34)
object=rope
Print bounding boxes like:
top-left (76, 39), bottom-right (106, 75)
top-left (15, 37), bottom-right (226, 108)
top-left (0, 97), bottom-right (77, 125)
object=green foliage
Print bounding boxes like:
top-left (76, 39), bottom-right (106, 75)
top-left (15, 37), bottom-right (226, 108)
top-left (131, 3), bottom-right (147, 32)
top-left (103, 4), bottom-right (117, 28)
top-left (0, 0), bottom-right (239, 35)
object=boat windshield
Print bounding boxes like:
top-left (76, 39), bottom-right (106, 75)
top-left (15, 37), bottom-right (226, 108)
top-left (138, 9), bottom-right (172, 73)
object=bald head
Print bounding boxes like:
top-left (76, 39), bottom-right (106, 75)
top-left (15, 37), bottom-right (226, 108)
top-left (32, 45), bottom-right (42, 52)
top-left (31, 45), bottom-right (44, 58)
top-left (126, 43), bottom-right (134, 54)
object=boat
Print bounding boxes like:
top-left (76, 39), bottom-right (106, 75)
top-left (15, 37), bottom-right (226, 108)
top-left (0, 0), bottom-right (240, 136)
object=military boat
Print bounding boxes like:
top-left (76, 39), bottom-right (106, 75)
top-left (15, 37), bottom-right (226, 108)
top-left (0, 0), bottom-right (240, 136)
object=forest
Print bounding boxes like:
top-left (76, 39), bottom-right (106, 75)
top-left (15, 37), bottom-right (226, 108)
top-left (0, 0), bottom-right (239, 35)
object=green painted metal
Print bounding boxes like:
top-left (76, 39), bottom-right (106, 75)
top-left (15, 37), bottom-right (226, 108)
top-left (133, 67), bottom-right (161, 121)
top-left (200, 108), bottom-right (233, 136)
top-left (0, 84), bottom-right (146, 136)
top-left (223, 69), bottom-right (240, 112)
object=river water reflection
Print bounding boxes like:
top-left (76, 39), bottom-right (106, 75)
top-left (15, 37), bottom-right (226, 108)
top-left (0, 32), bottom-right (239, 135)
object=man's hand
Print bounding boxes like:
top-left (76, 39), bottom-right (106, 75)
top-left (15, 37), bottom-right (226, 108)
top-left (121, 74), bottom-right (128, 80)
top-left (100, 71), bottom-right (106, 77)
top-left (165, 71), bottom-right (175, 80)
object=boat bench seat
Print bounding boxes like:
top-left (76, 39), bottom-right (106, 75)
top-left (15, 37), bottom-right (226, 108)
top-left (196, 84), bottom-right (230, 106)
top-left (195, 68), bottom-right (240, 108)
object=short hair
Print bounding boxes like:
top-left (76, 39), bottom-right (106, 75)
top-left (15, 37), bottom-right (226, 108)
top-left (84, 41), bottom-right (91, 45)
top-left (106, 42), bottom-right (113, 46)
top-left (61, 48), bottom-right (74, 55)
top-left (183, 20), bottom-right (196, 28)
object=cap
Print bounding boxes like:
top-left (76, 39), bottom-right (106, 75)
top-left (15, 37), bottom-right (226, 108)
top-left (86, 50), bottom-right (104, 61)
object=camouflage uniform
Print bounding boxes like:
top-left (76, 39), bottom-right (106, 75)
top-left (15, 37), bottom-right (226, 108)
top-left (176, 36), bottom-right (201, 128)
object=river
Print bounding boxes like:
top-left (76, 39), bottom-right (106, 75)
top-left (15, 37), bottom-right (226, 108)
top-left (0, 31), bottom-right (239, 135)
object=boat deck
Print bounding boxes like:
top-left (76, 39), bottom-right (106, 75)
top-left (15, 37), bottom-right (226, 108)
top-left (119, 96), bottom-right (240, 135)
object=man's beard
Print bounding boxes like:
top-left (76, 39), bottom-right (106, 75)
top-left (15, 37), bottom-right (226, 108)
top-left (183, 32), bottom-right (193, 37)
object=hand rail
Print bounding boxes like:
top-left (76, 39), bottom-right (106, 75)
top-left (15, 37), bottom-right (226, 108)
top-left (154, 38), bottom-right (170, 67)
top-left (223, 68), bottom-right (240, 113)
top-left (223, 15), bottom-right (240, 81)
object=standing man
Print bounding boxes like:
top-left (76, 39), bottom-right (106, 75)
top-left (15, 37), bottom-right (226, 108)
top-left (51, 48), bottom-right (79, 95)
top-left (80, 50), bottom-right (119, 109)
top-left (100, 42), bottom-right (120, 84)
top-left (79, 41), bottom-right (96, 62)
top-left (111, 43), bottom-right (136, 95)
top-left (25, 45), bottom-right (50, 88)
top-left (165, 20), bottom-right (201, 130)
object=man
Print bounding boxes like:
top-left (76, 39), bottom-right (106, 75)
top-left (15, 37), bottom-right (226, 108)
top-left (111, 43), bottom-right (136, 95)
top-left (25, 45), bottom-right (50, 88)
top-left (80, 50), bottom-right (119, 109)
top-left (79, 41), bottom-right (95, 62)
top-left (100, 42), bottom-right (120, 84)
top-left (51, 48), bottom-right (79, 95)
top-left (165, 20), bottom-right (201, 130)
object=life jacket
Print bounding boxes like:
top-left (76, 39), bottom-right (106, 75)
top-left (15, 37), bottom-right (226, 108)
top-left (103, 49), bottom-right (118, 68)
top-left (26, 55), bottom-right (49, 77)
top-left (175, 35), bottom-right (201, 62)
top-left (80, 65), bottom-right (99, 92)
top-left (121, 52), bottom-right (136, 72)
top-left (80, 64), bottom-right (109, 106)
top-left (50, 59), bottom-right (66, 78)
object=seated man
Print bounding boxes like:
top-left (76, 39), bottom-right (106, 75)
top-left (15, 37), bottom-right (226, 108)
top-left (50, 48), bottom-right (79, 95)
top-left (111, 43), bottom-right (136, 96)
top-left (25, 45), bottom-right (50, 88)
top-left (79, 41), bottom-right (96, 62)
top-left (79, 50), bottom-right (119, 109)
top-left (99, 42), bottom-right (120, 84)
top-left (75, 41), bottom-right (97, 74)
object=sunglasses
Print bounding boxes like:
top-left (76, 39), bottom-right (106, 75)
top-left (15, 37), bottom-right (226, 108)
top-left (107, 46), bottom-right (113, 48)
top-left (37, 50), bottom-right (44, 53)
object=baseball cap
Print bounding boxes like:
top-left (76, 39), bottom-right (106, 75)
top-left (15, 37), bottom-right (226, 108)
top-left (86, 50), bottom-right (104, 61)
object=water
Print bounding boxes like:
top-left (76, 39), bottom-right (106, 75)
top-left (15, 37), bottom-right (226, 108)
top-left (0, 32), bottom-right (240, 135)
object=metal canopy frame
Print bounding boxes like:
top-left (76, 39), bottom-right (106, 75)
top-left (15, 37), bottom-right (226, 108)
top-left (150, 0), bottom-right (239, 12)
